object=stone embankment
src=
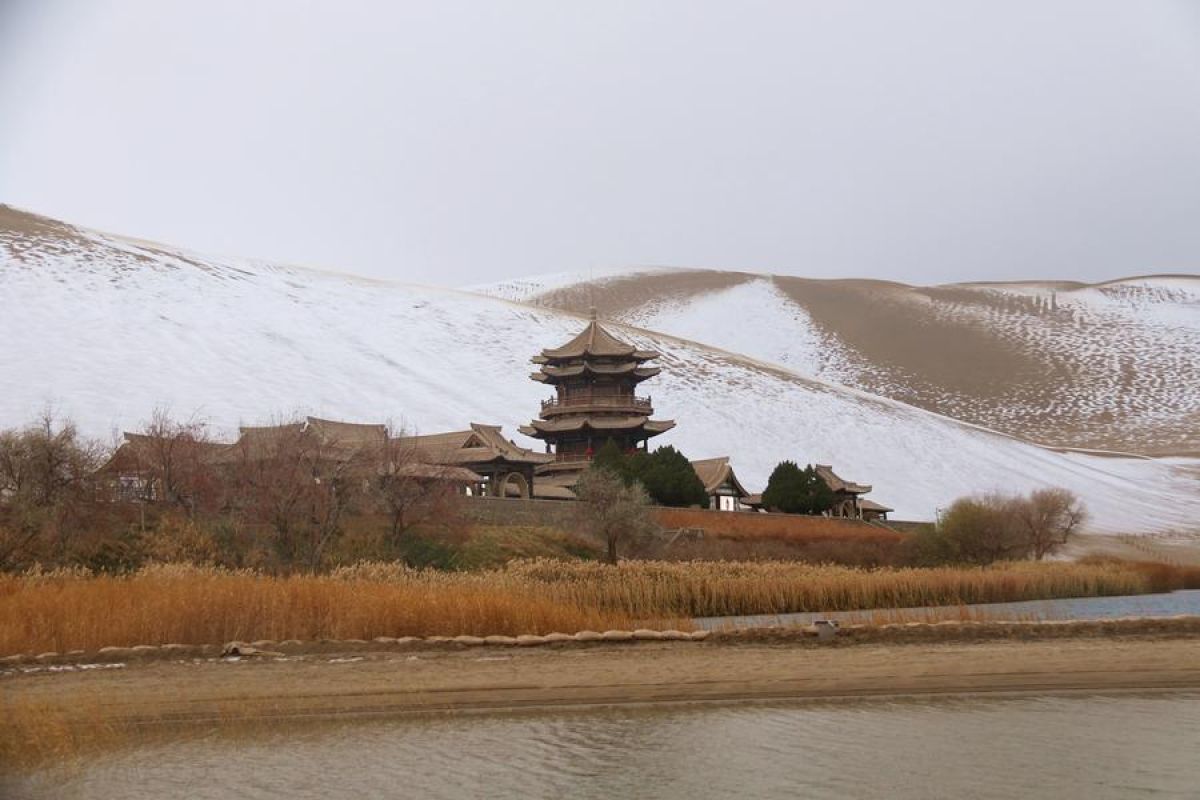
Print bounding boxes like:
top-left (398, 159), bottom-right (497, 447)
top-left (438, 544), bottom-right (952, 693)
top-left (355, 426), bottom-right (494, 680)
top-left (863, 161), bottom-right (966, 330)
top-left (4, 617), bottom-right (1198, 669)
top-left (0, 628), bottom-right (713, 667)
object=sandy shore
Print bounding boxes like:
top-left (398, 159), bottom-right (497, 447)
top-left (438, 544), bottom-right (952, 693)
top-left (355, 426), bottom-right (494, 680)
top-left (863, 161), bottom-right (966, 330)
top-left (6, 633), bottom-right (1200, 728)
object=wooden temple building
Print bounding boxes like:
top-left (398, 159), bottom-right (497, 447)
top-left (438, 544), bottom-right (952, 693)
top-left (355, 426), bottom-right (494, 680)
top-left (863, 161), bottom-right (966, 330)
top-left (400, 423), bottom-right (551, 498)
top-left (690, 457), bottom-right (752, 512)
top-left (519, 310), bottom-right (675, 499)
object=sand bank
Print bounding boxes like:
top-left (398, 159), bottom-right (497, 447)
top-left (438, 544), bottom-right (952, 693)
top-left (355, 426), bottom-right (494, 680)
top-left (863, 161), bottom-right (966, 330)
top-left (6, 628), bottom-right (1199, 728)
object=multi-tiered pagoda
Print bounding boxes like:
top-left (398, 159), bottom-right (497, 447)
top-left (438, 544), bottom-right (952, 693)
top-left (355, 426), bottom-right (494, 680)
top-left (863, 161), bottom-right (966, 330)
top-left (520, 310), bottom-right (674, 488)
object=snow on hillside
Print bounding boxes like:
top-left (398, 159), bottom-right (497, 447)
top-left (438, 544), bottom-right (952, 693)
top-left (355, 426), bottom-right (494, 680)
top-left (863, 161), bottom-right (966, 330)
top-left (519, 269), bottom-right (1200, 456)
top-left (2, 210), bottom-right (1199, 534)
top-left (615, 277), bottom-right (860, 384)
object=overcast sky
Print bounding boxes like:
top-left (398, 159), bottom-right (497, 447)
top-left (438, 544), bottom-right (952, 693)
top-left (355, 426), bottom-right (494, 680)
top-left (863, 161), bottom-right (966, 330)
top-left (2, 1), bottom-right (1199, 286)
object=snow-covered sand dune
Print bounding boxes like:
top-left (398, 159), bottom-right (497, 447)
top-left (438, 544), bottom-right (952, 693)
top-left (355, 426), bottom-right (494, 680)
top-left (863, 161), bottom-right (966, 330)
top-left (2, 206), bottom-right (1198, 533)
top-left (504, 269), bottom-right (1200, 457)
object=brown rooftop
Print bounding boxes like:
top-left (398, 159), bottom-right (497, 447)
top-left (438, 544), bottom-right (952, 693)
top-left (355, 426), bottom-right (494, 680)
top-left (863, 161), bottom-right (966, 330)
top-left (816, 464), bottom-right (871, 494)
top-left (520, 417), bottom-right (675, 436)
top-left (538, 311), bottom-right (659, 362)
top-left (690, 457), bottom-right (751, 497)
top-left (401, 423), bottom-right (551, 467)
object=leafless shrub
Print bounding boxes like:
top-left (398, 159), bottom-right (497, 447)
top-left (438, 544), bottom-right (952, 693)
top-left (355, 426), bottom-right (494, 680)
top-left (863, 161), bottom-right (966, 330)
top-left (932, 488), bottom-right (1087, 565)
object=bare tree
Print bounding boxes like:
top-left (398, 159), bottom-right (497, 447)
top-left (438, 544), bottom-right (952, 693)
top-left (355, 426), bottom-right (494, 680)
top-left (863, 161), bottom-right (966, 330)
top-left (130, 408), bottom-right (220, 514)
top-left (0, 411), bottom-right (107, 567)
top-left (1015, 488), bottom-right (1087, 560)
top-left (226, 418), bottom-right (368, 570)
top-left (573, 468), bottom-right (657, 565)
top-left (371, 433), bottom-right (463, 546)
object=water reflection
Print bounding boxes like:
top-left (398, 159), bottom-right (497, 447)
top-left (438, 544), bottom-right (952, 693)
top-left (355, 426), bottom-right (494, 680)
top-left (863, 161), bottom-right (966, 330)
top-left (10, 693), bottom-right (1200, 800)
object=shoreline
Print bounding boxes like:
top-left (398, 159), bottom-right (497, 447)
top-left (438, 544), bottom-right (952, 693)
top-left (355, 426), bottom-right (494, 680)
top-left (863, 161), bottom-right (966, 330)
top-left (4, 626), bottom-right (1199, 773)
top-left (6, 624), bottom-right (1199, 727)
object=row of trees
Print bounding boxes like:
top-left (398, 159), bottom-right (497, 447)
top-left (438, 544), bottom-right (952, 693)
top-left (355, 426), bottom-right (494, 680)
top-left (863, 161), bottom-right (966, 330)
top-left (575, 447), bottom-right (847, 563)
top-left (0, 411), bottom-right (462, 571)
top-left (575, 444), bottom-right (1088, 564)
top-left (588, 445), bottom-right (842, 518)
top-left (0, 412), bottom-right (1089, 570)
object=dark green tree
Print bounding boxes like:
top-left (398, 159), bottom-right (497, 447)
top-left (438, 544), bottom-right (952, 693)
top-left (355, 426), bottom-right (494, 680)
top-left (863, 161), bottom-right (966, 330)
top-left (761, 461), bottom-right (835, 515)
top-left (590, 439), bottom-right (635, 484)
top-left (636, 445), bottom-right (708, 508)
top-left (586, 441), bottom-right (707, 508)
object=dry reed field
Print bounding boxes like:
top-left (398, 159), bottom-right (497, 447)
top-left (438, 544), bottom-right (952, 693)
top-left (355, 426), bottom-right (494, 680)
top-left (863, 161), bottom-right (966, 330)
top-left (502, 559), bottom-right (1149, 617)
top-left (0, 559), bottom-right (1171, 656)
top-left (0, 563), bottom-right (637, 656)
top-left (652, 508), bottom-right (906, 545)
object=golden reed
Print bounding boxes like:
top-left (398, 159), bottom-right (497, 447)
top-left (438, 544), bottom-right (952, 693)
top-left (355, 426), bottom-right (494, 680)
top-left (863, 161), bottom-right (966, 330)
top-left (0, 559), bottom-right (1159, 656)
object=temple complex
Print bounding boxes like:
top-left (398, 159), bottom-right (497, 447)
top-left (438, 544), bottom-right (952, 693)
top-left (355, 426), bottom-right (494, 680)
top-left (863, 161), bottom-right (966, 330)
top-left (520, 310), bottom-right (674, 496)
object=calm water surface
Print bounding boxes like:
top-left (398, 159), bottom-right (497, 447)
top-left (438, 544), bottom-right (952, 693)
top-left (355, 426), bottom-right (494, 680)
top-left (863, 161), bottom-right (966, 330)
top-left (697, 589), bottom-right (1200, 629)
top-left (10, 693), bottom-right (1200, 800)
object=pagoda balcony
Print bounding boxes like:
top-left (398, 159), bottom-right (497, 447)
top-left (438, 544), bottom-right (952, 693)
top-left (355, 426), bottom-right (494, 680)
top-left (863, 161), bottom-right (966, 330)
top-left (548, 448), bottom-right (643, 464)
top-left (540, 395), bottom-right (653, 416)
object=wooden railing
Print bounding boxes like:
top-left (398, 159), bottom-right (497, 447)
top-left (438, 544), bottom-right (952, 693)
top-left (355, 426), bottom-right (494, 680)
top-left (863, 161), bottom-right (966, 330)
top-left (552, 452), bottom-right (592, 463)
top-left (541, 395), bottom-right (652, 412)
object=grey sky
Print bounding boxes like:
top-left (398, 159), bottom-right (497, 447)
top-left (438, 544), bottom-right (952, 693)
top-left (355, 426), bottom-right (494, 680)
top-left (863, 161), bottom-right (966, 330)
top-left (2, 1), bottom-right (1199, 286)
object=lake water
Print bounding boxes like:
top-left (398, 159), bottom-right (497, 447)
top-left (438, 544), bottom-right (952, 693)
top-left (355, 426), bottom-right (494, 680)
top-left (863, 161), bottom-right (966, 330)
top-left (9, 692), bottom-right (1200, 799)
top-left (696, 589), bottom-right (1200, 629)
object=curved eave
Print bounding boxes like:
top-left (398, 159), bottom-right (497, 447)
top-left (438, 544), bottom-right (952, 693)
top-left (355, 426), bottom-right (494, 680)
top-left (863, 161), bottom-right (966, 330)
top-left (531, 364), bottom-right (662, 382)
top-left (537, 321), bottom-right (657, 361)
top-left (522, 417), bottom-right (676, 436)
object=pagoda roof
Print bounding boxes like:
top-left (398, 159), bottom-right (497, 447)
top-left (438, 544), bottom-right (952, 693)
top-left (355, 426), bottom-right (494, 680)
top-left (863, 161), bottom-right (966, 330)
top-left (519, 417), bottom-right (675, 436)
top-left (531, 363), bottom-right (661, 382)
top-left (539, 313), bottom-right (659, 362)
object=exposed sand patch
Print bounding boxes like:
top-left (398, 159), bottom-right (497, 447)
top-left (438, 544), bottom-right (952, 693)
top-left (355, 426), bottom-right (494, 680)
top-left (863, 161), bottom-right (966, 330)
top-left (533, 269), bottom-right (757, 320)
